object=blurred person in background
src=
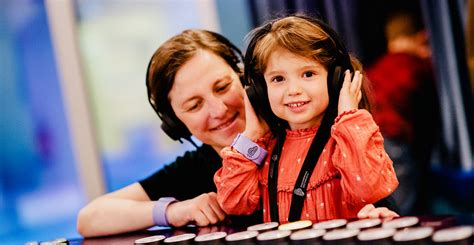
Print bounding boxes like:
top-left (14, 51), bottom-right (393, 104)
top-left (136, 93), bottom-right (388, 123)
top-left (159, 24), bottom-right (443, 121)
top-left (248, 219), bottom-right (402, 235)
top-left (366, 11), bottom-right (441, 215)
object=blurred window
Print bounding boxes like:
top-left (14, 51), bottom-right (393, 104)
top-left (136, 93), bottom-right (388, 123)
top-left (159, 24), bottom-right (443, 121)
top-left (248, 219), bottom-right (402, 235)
top-left (0, 1), bottom-right (83, 243)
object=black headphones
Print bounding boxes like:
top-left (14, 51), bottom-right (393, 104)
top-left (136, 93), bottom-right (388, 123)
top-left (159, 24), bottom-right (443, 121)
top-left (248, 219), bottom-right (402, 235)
top-left (146, 31), bottom-right (244, 145)
top-left (244, 15), bottom-right (354, 135)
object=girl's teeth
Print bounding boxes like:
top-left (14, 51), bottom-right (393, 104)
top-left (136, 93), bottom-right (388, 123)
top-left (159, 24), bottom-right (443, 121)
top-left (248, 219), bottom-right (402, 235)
top-left (289, 102), bottom-right (306, 108)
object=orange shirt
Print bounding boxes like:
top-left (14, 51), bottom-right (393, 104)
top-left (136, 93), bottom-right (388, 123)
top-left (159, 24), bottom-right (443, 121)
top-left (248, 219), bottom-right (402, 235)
top-left (214, 109), bottom-right (398, 223)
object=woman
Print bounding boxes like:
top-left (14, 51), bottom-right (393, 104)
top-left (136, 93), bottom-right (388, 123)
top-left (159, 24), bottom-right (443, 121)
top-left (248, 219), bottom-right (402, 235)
top-left (77, 29), bottom-right (398, 237)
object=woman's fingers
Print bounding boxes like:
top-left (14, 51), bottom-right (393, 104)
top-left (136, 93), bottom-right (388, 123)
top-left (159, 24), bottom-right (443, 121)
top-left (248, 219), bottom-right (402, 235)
top-left (207, 192), bottom-right (227, 222)
top-left (193, 193), bottom-right (226, 226)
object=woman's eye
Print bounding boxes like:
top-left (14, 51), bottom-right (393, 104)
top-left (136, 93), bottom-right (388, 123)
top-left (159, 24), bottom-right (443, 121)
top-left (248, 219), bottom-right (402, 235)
top-left (216, 83), bottom-right (230, 92)
top-left (303, 71), bottom-right (315, 78)
top-left (186, 101), bottom-right (201, 112)
top-left (271, 76), bottom-right (284, 83)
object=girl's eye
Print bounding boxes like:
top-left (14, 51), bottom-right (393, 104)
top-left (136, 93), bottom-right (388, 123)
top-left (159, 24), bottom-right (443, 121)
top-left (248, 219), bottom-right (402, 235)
top-left (303, 71), bottom-right (315, 78)
top-left (271, 75), bottom-right (285, 83)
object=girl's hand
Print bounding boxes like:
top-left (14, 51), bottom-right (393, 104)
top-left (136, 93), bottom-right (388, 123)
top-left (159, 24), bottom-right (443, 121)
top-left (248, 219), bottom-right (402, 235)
top-left (357, 204), bottom-right (400, 219)
top-left (242, 89), bottom-right (269, 140)
top-left (338, 70), bottom-right (363, 115)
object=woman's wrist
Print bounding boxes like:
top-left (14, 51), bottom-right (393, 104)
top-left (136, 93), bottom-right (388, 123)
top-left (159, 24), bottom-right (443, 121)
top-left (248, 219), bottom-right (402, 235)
top-left (152, 197), bottom-right (177, 226)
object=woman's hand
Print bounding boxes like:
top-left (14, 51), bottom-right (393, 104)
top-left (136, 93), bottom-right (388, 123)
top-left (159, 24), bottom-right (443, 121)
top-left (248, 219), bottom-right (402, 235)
top-left (166, 192), bottom-right (226, 227)
top-left (357, 204), bottom-right (400, 219)
top-left (242, 88), bottom-right (269, 140)
top-left (338, 70), bottom-right (363, 115)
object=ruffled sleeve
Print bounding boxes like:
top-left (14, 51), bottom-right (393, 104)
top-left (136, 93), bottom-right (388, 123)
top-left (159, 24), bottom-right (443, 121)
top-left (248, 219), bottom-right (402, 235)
top-left (330, 109), bottom-right (399, 205)
top-left (214, 133), bottom-right (273, 215)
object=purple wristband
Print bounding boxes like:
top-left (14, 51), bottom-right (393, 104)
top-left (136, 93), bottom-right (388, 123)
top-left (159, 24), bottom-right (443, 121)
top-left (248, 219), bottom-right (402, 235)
top-left (152, 197), bottom-right (177, 226)
top-left (231, 133), bottom-right (268, 165)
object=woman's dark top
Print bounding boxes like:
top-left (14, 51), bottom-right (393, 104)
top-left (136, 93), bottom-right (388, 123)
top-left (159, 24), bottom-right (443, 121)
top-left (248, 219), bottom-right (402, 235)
top-left (139, 144), bottom-right (221, 201)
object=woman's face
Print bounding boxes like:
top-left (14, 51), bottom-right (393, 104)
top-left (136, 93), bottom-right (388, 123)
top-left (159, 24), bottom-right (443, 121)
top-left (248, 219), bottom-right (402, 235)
top-left (169, 49), bottom-right (246, 152)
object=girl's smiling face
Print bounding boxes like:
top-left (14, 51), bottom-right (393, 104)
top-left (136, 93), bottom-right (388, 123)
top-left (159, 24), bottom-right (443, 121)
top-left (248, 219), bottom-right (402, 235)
top-left (264, 47), bottom-right (329, 130)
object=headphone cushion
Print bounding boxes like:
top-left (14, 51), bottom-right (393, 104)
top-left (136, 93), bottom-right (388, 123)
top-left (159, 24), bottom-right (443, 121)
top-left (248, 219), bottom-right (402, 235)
top-left (160, 113), bottom-right (191, 141)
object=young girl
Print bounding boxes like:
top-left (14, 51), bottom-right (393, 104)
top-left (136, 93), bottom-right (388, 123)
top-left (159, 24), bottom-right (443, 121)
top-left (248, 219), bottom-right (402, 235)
top-left (214, 15), bottom-right (399, 223)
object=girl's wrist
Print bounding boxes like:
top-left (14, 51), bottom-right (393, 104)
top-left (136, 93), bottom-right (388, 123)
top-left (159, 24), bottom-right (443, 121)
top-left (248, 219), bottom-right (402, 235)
top-left (335, 109), bottom-right (359, 123)
top-left (338, 105), bottom-right (358, 116)
top-left (242, 130), bottom-right (264, 141)
top-left (231, 133), bottom-right (268, 165)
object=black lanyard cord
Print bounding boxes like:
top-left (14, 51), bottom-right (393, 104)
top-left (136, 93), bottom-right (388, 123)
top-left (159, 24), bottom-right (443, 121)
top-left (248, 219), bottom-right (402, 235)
top-left (268, 108), bottom-right (336, 222)
top-left (268, 129), bottom-right (285, 222)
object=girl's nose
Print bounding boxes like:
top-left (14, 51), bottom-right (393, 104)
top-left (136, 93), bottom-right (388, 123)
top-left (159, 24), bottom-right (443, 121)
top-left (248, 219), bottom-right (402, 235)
top-left (287, 79), bottom-right (302, 96)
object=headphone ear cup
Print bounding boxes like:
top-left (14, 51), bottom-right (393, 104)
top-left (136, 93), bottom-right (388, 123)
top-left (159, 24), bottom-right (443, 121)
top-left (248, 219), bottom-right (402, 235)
top-left (246, 80), bottom-right (281, 130)
top-left (239, 75), bottom-right (246, 87)
top-left (245, 85), bottom-right (259, 111)
top-left (331, 66), bottom-right (343, 92)
top-left (245, 83), bottom-right (266, 118)
top-left (159, 113), bottom-right (191, 142)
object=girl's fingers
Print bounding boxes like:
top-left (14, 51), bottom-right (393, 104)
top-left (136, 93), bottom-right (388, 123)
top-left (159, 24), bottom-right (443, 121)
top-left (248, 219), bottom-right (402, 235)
top-left (357, 73), bottom-right (363, 92)
top-left (357, 204), bottom-right (375, 218)
top-left (341, 70), bottom-right (351, 91)
top-left (382, 210), bottom-right (400, 218)
top-left (350, 71), bottom-right (360, 94)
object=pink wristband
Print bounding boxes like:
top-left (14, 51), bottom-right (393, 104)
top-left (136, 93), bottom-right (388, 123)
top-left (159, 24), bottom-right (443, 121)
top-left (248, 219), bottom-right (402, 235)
top-left (152, 197), bottom-right (177, 226)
